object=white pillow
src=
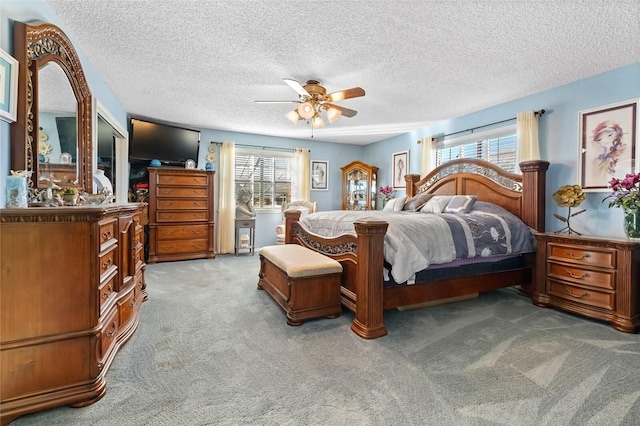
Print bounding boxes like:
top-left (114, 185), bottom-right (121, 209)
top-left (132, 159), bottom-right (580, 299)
top-left (382, 196), bottom-right (407, 212)
top-left (420, 195), bottom-right (453, 214)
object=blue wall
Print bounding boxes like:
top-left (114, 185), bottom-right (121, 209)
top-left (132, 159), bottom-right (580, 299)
top-left (2, 1), bottom-right (639, 245)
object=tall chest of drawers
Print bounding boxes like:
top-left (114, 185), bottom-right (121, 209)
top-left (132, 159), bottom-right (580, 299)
top-left (0, 204), bottom-right (147, 424)
top-left (533, 233), bottom-right (640, 333)
top-left (147, 167), bottom-right (216, 263)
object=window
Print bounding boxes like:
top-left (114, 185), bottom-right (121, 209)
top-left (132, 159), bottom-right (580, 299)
top-left (435, 127), bottom-right (518, 173)
top-left (235, 150), bottom-right (292, 209)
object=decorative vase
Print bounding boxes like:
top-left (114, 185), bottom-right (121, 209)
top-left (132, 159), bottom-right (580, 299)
top-left (623, 208), bottom-right (640, 239)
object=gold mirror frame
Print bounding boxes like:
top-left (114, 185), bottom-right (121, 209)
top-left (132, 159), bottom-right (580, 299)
top-left (11, 21), bottom-right (93, 194)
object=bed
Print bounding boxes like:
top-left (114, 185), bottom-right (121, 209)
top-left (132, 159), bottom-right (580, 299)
top-left (283, 158), bottom-right (550, 339)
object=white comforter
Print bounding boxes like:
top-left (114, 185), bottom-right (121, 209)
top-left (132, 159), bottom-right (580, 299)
top-left (298, 202), bottom-right (535, 284)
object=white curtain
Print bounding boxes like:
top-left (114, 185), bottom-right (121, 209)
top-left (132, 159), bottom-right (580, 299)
top-left (517, 110), bottom-right (540, 163)
top-left (216, 141), bottom-right (236, 254)
top-left (420, 135), bottom-right (435, 177)
top-left (292, 148), bottom-right (310, 201)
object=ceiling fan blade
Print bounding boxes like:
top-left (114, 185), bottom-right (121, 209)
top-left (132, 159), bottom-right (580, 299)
top-left (283, 78), bottom-right (311, 98)
top-left (325, 103), bottom-right (358, 118)
top-left (326, 87), bottom-right (365, 102)
top-left (254, 100), bottom-right (300, 104)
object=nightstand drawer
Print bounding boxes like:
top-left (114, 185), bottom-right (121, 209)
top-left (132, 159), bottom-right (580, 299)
top-left (547, 278), bottom-right (614, 311)
top-left (548, 243), bottom-right (616, 269)
top-left (548, 262), bottom-right (615, 290)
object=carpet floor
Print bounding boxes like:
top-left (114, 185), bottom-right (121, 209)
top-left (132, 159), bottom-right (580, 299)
top-left (13, 254), bottom-right (640, 425)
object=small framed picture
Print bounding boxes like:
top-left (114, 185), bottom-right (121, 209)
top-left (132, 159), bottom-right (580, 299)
top-left (311, 160), bottom-right (328, 190)
top-left (578, 99), bottom-right (638, 191)
top-left (392, 150), bottom-right (409, 189)
top-left (0, 48), bottom-right (19, 123)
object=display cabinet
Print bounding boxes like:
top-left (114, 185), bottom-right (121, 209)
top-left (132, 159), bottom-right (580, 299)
top-left (341, 161), bottom-right (378, 210)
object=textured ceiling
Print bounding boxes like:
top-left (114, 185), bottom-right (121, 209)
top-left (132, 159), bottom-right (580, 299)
top-left (45, 0), bottom-right (640, 145)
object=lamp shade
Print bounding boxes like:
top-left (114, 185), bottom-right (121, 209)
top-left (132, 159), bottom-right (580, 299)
top-left (326, 106), bottom-right (342, 123)
top-left (285, 109), bottom-right (300, 124)
top-left (297, 102), bottom-right (315, 119)
top-left (311, 115), bottom-right (324, 129)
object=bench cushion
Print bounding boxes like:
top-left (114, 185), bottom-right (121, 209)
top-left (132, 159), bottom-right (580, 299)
top-left (259, 245), bottom-right (342, 278)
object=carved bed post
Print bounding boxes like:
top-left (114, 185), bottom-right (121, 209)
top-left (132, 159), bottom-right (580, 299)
top-left (350, 220), bottom-right (389, 339)
top-left (519, 160), bottom-right (550, 232)
top-left (284, 210), bottom-right (302, 244)
top-left (405, 174), bottom-right (420, 197)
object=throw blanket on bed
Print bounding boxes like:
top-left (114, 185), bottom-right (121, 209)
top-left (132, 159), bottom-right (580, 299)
top-left (299, 201), bottom-right (535, 283)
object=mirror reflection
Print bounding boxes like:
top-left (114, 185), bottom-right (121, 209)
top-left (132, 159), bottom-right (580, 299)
top-left (37, 62), bottom-right (78, 186)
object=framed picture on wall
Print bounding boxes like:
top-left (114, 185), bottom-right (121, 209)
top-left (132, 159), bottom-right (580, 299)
top-left (578, 99), bottom-right (638, 191)
top-left (0, 48), bottom-right (19, 123)
top-left (311, 160), bottom-right (328, 190)
top-left (392, 150), bottom-right (409, 189)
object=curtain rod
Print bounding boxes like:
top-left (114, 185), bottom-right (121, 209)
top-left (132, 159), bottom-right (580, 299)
top-left (209, 141), bottom-right (307, 153)
top-left (417, 109), bottom-right (545, 144)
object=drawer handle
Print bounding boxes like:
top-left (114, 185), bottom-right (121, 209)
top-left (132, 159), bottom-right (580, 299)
top-left (566, 288), bottom-right (589, 299)
top-left (565, 270), bottom-right (590, 279)
top-left (102, 258), bottom-right (113, 270)
top-left (102, 285), bottom-right (113, 299)
top-left (102, 230), bottom-right (112, 240)
top-left (106, 321), bottom-right (117, 338)
top-left (566, 250), bottom-right (591, 260)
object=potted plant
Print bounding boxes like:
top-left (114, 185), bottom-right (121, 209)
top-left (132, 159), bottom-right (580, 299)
top-left (62, 187), bottom-right (78, 205)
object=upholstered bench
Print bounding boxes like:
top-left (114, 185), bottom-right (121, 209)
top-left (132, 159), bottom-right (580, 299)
top-left (257, 244), bottom-right (343, 326)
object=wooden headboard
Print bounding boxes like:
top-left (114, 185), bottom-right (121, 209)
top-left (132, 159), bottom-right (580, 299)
top-left (405, 159), bottom-right (549, 231)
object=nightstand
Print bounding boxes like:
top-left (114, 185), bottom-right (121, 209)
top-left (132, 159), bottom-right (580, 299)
top-left (533, 233), bottom-right (640, 333)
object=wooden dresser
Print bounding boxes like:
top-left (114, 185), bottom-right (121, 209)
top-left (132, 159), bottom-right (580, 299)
top-left (0, 204), bottom-right (147, 425)
top-left (533, 233), bottom-right (640, 333)
top-left (147, 167), bottom-right (215, 263)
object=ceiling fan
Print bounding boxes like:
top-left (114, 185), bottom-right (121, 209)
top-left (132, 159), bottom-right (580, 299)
top-left (255, 78), bottom-right (365, 129)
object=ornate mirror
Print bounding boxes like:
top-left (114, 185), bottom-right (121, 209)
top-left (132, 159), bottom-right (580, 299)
top-left (10, 21), bottom-right (93, 194)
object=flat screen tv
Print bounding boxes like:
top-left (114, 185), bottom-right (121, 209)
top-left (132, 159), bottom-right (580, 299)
top-left (129, 118), bottom-right (200, 166)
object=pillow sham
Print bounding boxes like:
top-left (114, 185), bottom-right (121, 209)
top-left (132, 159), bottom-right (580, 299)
top-left (402, 192), bottom-right (433, 211)
top-left (382, 196), bottom-right (407, 212)
top-left (419, 195), bottom-right (453, 214)
top-left (443, 195), bottom-right (477, 213)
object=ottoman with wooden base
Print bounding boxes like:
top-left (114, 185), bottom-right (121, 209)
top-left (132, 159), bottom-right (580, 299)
top-left (258, 244), bottom-right (343, 326)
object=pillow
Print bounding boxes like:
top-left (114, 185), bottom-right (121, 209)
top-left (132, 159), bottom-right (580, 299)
top-left (443, 195), bottom-right (477, 213)
top-left (402, 192), bottom-right (434, 211)
top-left (382, 196), bottom-right (407, 212)
top-left (420, 195), bottom-right (453, 214)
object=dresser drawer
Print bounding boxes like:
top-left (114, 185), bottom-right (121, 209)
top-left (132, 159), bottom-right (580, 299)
top-left (548, 262), bottom-right (615, 290)
top-left (99, 245), bottom-right (118, 279)
top-left (100, 307), bottom-right (120, 360)
top-left (156, 239), bottom-right (208, 255)
top-left (157, 199), bottom-right (209, 210)
top-left (157, 187), bottom-right (208, 198)
top-left (99, 220), bottom-right (116, 248)
top-left (118, 288), bottom-right (136, 329)
top-left (156, 211), bottom-right (209, 223)
top-left (548, 243), bottom-right (616, 269)
top-left (157, 224), bottom-right (208, 240)
top-left (157, 174), bottom-right (209, 186)
top-left (547, 278), bottom-right (614, 311)
top-left (98, 273), bottom-right (117, 312)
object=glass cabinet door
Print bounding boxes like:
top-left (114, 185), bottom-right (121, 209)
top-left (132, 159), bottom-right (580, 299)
top-left (341, 161), bottom-right (379, 210)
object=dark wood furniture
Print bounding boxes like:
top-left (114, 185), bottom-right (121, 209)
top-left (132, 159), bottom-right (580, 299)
top-left (0, 205), bottom-right (147, 425)
top-left (284, 159), bottom-right (549, 339)
top-left (258, 245), bottom-right (343, 326)
top-left (147, 167), bottom-right (216, 263)
top-left (341, 161), bottom-right (378, 210)
top-left (533, 233), bottom-right (640, 333)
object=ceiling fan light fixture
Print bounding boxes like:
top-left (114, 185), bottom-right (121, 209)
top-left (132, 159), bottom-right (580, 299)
top-left (285, 109), bottom-right (300, 124)
top-left (311, 114), bottom-right (325, 129)
top-left (326, 106), bottom-right (342, 123)
top-left (297, 101), bottom-right (315, 119)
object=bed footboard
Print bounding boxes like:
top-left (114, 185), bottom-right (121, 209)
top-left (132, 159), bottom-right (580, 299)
top-left (285, 210), bottom-right (389, 339)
